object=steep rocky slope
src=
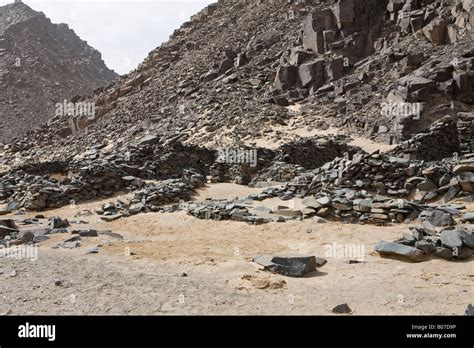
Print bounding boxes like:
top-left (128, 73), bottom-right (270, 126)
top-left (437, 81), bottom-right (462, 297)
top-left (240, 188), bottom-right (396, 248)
top-left (0, 0), bottom-right (473, 224)
top-left (1, 1), bottom-right (474, 314)
top-left (0, 1), bottom-right (118, 142)
top-left (2, 0), bottom-right (472, 165)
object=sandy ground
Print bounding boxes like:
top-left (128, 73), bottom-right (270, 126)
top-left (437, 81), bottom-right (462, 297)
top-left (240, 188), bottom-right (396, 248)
top-left (184, 112), bottom-right (396, 154)
top-left (241, 124), bottom-right (395, 153)
top-left (0, 183), bottom-right (473, 315)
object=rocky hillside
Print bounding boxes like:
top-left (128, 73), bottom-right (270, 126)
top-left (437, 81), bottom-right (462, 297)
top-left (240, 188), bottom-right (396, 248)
top-left (2, 0), bottom-right (474, 313)
top-left (0, 0), bottom-right (473, 218)
top-left (0, 1), bottom-right (118, 142)
top-left (1, 0), bottom-right (472, 166)
top-left (0, 0), bottom-right (473, 269)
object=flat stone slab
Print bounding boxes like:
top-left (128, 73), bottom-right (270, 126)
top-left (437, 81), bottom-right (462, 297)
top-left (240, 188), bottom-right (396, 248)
top-left (272, 209), bottom-right (302, 217)
top-left (375, 241), bottom-right (426, 262)
top-left (302, 196), bottom-right (321, 209)
top-left (440, 229), bottom-right (463, 249)
top-left (100, 214), bottom-right (123, 222)
top-left (72, 229), bottom-right (99, 237)
top-left (98, 231), bottom-right (123, 239)
top-left (60, 241), bottom-right (80, 249)
top-left (253, 254), bottom-right (326, 277)
top-left (453, 164), bottom-right (474, 174)
top-left (84, 246), bottom-right (99, 254)
top-left (254, 206), bottom-right (272, 214)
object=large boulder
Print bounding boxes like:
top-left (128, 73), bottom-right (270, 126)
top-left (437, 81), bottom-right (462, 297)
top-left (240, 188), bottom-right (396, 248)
top-left (440, 229), bottom-right (463, 249)
top-left (275, 65), bottom-right (300, 92)
top-left (375, 241), bottom-right (426, 262)
top-left (326, 57), bottom-right (345, 81)
top-left (422, 18), bottom-right (448, 45)
top-left (454, 71), bottom-right (474, 103)
top-left (333, 0), bottom-right (355, 28)
top-left (419, 209), bottom-right (455, 227)
top-left (303, 9), bottom-right (336, 54)
top-left (299, 58), bottom-right (326, 91)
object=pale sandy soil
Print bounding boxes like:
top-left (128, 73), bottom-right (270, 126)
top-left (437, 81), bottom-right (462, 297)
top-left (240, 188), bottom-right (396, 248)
top-left (241, 124), bottom-right (395, 153)
top-left (0, 184), bottom-right (473, 315)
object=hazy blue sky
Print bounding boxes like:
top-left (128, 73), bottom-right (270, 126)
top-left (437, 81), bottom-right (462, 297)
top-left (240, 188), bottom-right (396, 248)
top-left (0, 0), bottom-right (214, 74)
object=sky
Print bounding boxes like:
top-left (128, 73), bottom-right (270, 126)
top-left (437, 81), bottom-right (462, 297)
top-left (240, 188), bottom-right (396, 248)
top-left (0, 0), bottom-right (214, 74)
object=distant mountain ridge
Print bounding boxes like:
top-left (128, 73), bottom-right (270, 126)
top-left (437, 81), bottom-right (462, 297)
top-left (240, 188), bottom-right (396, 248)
top-left (0, 1), bottom-right (118, 142)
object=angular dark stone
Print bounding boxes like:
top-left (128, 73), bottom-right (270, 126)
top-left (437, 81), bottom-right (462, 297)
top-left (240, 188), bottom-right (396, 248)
top-left (275, 65), bottom-right (300, 92)
top-left (434, 247), bottom-right (453, 260)
top-left (415, 240), bottom-right (436, 254)
top-left (419, 209), bottom-right (455, 227)
top-left (332, 303), bottom-right (352, 314)
top-left (375, 241), bottom-right (426, 262)
top-left (455, 248), bottom-right (472, 260)
top-left (458, 228), bottom-right (474, 249)
top-left (47, 217), bottom-right (70, 230)
top-left (100, 214), bottom-right (123, 222)
top-left (138, 134), bottom-right (159, 146)
top-left (466, 304), bottom-right (474, 316)
top-left (417, 179), bottom-right (437, 192)
top-left (253, 254), bottom-right (324, 277)
top-left (440, 229), bottom-right (463, 249)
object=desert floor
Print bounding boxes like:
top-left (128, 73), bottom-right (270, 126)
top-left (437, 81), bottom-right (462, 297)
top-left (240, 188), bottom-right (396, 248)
top-left (0, 183), bottom-right (473, 315)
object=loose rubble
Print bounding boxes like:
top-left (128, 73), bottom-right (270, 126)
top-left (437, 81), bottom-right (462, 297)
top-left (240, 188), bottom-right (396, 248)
top-left (375, 224), bottom-right (474, 262)
top-left (0, 0), bottom-right (472, 283)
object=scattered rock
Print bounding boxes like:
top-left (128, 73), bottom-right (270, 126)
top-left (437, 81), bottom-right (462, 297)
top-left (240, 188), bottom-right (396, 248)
top-left (375, 241), bottom-right (426, 262)
top-left (84, 246), bottom-right (99, 254)
top-left (253, 254), bottom-right (325, 278)
top-left (332, 303), bottom-right (352, 314)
